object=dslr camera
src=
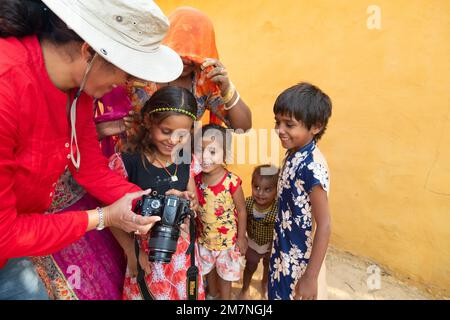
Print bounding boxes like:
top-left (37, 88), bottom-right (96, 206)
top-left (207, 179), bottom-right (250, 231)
top-left (135, 194), bottom-right (193, 263)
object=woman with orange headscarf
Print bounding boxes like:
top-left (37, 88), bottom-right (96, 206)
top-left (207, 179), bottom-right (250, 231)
top-left (127, 6), bottom-right (252, 131)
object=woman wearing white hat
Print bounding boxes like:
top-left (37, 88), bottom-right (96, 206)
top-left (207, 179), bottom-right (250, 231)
top-left (0, 0), bottom-right (184, 299)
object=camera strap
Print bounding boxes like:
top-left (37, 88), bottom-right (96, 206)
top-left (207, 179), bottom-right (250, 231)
top-left (186, 213), bottom-right (199, 300)
top-left (135, 238), bottom-right (155, 300)
top-left (134, 216), bottom-right (199, 301)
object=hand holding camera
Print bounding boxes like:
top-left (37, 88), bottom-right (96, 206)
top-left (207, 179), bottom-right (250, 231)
top-left (166, 189), bottom-right (199, 212)
top-left (134, 191), bottom-right (195, 264)
top-left (103, 189), bottom-right (161, 234)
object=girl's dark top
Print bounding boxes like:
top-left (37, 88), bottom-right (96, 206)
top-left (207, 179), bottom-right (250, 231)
top-left (121, 152), bottom-right (190, 195)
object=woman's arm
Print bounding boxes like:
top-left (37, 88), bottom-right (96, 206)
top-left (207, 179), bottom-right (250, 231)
top-left (224, 97), bottom-right (252, 132)
top-left (111, 226), bottom-right (151, 276)
top-left (232, 185), bottom-right (248, 255)
top-left (202, 58), bottom-right (252, 131)
top-left (0, 75), bottom-right (157, 264)
top-left (95, 119), bottom-right (126, 141)
top-left (0, 74), bottom-right (89, 261)
top-left (295, 185), bottom-right (331, 300)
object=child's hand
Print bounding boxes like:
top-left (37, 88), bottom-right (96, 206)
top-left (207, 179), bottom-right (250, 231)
top-left (294, 274), bottom-right (318, 300)
top-left (179, 217), bottom-right (190, 240)
top-left (125, 247), bottom-right (151, 278)
top-left (166, 189), bottom-right (199, 212)
top-left (236, 236), bottom-right (248, 256)
top-left (95, 119), bottom-right (126, 140)
top-left (123, 110), bottom-right (138, 131)
top-left (188, 196), bottom-right (199, 214)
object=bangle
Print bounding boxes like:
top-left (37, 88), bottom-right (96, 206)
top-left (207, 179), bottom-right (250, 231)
top-left (96, 207), bottom-right (105, 231)
top-left (221, 83), bottom-right (236, 104)
top-left (224, 91), bottom-right (240, 111)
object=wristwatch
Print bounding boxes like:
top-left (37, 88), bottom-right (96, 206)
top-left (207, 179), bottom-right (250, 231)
top-left (96, 207), bottom-right (105, 231)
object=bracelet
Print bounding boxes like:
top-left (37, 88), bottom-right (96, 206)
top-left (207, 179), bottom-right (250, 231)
top-left (224, 91), bottom-right (240, 111)
top-left (221, 83), bottom-right (236, 104)
top-left (96, 207), bottom-right (105, 231)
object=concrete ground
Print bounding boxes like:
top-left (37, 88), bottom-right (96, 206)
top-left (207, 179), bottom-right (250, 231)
top-left (230, 246), bottom-right (448, 300)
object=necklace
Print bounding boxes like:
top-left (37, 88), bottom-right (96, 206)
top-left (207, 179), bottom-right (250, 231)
top-left (155, 157), bottom-right (179, 182)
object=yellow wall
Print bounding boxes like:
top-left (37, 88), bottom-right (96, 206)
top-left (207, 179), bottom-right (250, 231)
top-left (158, 0), bottom-right (450, 294)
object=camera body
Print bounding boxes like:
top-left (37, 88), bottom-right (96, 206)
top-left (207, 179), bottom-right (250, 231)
top-left (135, 194), bottom-right (192, 263)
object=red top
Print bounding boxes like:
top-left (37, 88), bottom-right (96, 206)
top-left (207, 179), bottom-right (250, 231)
top-left (0, 36), bottom-right (141, 268)
top-left (194, 170), bottom-right (242, 250)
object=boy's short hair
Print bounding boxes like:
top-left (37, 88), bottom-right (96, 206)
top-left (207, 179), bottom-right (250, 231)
top-left (273, 82), bottom-right (332, 141)
top-left (252, 164), bottom-right (279, 186)
top-left (199, 123), bottom-right (232, 162)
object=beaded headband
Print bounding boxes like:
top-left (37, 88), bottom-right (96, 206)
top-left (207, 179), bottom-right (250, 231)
top-left (148, 107), bottom-right (197, 120)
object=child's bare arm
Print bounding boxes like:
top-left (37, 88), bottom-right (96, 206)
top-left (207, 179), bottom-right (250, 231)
top-left (177, 177), bottom-right (198, 240)
top-left (110, 227), bottom-right (134, 252)
top-left (305, 185), bottom-right (331, 278)
top-left (110, 227), bottom-right (150, 277)
top-left (186, 177), bottom-right (199, 213)
top-left (232, 185), bottom-right (248, 254)
top-left (295, 185), bottom-right (331, 300)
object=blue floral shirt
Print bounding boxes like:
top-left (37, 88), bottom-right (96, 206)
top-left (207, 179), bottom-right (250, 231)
top-left (268, 140), bottom-right (329, 300)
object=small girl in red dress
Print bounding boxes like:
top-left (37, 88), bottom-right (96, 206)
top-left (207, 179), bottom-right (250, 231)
top-left (195, 124), bottom-right (248, 300)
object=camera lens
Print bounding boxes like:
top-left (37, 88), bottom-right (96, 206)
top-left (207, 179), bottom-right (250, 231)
top-left (139, 195), bottom-right (191, 264)
top-left (149, 251), bottom-right (172, 264)
top-left (147, 225), bottom-right (180, 264)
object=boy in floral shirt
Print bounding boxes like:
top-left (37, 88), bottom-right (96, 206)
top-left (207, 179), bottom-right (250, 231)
top-left (269, 82), bottom-right (332, 300)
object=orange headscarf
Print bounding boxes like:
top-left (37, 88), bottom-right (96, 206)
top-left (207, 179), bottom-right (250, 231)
top-left (163, 7), bottom-right (219, 65)
top-left (128, 7), bottom-right (226, 126)
top-left (163, 7), bottom-right (224, 125)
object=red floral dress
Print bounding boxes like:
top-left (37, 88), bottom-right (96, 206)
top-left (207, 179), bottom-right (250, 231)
top-left (194, 171), bottom-right (242, 251)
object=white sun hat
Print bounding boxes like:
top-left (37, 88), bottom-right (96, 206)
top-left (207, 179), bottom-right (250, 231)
top-left (41, 0), bottom-right (182, 83)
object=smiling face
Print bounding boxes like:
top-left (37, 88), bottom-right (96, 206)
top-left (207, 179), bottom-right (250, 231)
top-left (147, 114), bottom-right (193, 160)
top-left (251, 175), bottom-right (277, 209)
top-left (201, 138), bottom-right (225, 174)
top-left (275, 113), bottom-right (322, 151)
